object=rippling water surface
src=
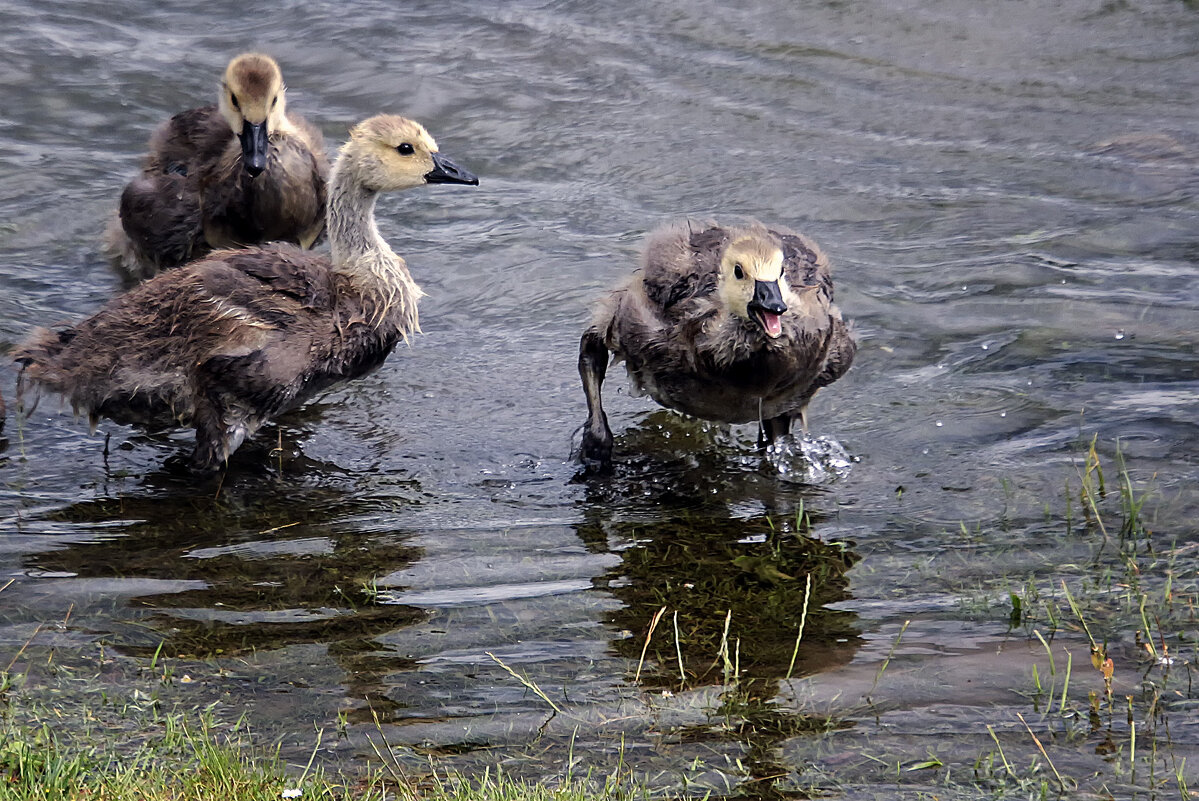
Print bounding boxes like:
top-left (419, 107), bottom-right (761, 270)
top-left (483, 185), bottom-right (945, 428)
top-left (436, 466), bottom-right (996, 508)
top-left (1, 0), bottom-right (1197, 795)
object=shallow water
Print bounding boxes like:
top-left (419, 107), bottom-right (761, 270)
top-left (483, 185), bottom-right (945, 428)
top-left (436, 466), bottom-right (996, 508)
top-left (1, 0), bottom-right (1198, 796)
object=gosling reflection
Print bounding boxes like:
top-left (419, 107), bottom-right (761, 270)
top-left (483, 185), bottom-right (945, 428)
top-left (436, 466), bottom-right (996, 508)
top-left (21, 477), bottom-right (425, 714)
top-left (583, 513), bottom-right (859, 688)
top-left (579, 484), bottom-right (861, 799)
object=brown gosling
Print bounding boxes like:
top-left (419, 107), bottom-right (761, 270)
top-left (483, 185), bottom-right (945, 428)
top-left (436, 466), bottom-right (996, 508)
top-left (104, 53), bottom-right (329, 280)
top-left (578, 220), bottom-right (856, 472)
top-left (17, 115), bottom-right (478, 470)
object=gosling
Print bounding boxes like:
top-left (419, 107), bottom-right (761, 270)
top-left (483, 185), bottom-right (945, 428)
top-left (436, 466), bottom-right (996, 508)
top-left (104, 53), bottom-right (329, 279)
top-left (578, 220), bottom-right (855, 471)
top-left (18, 115), bottom-right (478, 470)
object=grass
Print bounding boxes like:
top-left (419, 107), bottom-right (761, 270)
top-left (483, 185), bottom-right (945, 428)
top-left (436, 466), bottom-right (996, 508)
top-left (0, 702), bottom-right (653, 801)
top-left (929, 439), bottom-right (1198, 799)
top-left (0, 710), bottom-right (350, 801)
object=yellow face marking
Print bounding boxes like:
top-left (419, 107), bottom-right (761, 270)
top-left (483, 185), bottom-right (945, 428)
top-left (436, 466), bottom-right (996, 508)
top-left (343, 115), bottom-right (443, 192)
top-left (219, 53), bottom-right (287, 131)
top-left (717, 236), bottom-right (787, 322)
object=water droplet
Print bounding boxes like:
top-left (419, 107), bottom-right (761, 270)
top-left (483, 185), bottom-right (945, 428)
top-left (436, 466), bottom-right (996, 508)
top-left (1114, 330), bottom-right (1125, 340)
top-left (921, 447), bottom-right (930, 455)
top-left (935, 420), bottom-right (944, 427)
top-left (1000, 411), bottom-right (1007, 418)
top-left (981, 343), bottom-right (989, 350)
top-left (764, 434), bottom-right (853, 483)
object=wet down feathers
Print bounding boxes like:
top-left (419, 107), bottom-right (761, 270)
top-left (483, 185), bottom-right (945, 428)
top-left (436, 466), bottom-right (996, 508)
top-left (579, 220), bottom-right (856, 471)
top-left (104, 53), bottom-right (329, 280)
top-left (18, 114), bottom-right (478, 470)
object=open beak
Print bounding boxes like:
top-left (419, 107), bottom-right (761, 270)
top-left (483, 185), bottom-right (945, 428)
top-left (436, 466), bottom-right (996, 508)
top-left (748, 279), bottom-right (788, 338)
top-left (425, 152), bottom-right (479, 185)
top-left (239, 120), bottom-right (269, 177)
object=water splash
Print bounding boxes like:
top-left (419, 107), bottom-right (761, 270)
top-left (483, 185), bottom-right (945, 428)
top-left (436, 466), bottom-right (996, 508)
top-left (763, 433), bottom-right (855, 484)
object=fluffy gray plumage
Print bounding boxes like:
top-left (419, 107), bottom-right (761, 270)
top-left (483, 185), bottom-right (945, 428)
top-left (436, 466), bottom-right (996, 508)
top-left (104, 54), bottom-right (328, 280)
top-left (18, 114), bottom-right (477, 470)
top-left (579, 220), bottom-right (856, 471)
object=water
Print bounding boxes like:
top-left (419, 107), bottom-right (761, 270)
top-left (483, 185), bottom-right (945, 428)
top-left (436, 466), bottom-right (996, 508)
top-left (1, 0), bottom-right (1198, 795)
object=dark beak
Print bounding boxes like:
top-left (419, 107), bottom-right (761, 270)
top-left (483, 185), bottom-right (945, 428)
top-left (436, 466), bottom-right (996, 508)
top-left (748, 279), bottom-right (787, 316)
top-left (239, 120), bottom-right (269, 177)
top-left (748, 279), bottom-right (788, 338)
top-left (425, 152), bottom-right (479, 185)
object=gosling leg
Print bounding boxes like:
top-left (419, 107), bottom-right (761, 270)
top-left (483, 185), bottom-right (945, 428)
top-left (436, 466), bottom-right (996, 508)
top-left (758, 414), bottom-right (793, 450)
top-left (759, 398), bottom-right (816, 450)
top-left (190, 385), bottom-right (252, 473)
top-left (578, 328), bottom-right (613, 472)
top-left (191, 398), bottom-right (230, 472)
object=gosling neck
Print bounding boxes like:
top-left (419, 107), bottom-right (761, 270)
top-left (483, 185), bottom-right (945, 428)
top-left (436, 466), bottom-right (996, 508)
top-left (327, 163), bottom-right (395, 270)
top-left (325, 154), bottom-right (423, 334)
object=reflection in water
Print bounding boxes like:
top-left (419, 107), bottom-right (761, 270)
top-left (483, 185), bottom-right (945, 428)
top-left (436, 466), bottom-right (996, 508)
top-left (612, 520), bottom-right (858, 799)
top-left (20, 469), bottom-right (427, 715)
top-left (586, 514), bottom-right (859, 688)
top-left (576, 454), bottom-right (861, 799)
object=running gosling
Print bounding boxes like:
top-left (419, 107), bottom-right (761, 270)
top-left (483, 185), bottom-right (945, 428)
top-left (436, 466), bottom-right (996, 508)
top-left (579, 220), bottom-right (855, 471)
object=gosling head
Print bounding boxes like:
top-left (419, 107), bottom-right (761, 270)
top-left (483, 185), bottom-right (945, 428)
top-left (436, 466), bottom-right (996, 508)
top-left (217, 53), bottom-right (288, 178)
top-left (342, 114), bottom-right (480, 193)
top-left (717, 235), bottom-right (792, 339)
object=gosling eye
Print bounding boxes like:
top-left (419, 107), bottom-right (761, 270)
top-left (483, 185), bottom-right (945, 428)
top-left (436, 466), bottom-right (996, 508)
top-left (270, 96), bottom-right (278, 109)
top-left (230, 93), bottom-right (240, 111)
top-left (396, 143), bottom-right (415, 156)
top-left (733, 263), bottom-right (745, 280)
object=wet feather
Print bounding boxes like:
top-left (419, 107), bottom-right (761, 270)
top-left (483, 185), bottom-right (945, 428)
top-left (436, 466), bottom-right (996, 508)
top-left (18, 114), bottom-right (477, 470)
top-left (103, 53), bottom-right (329, 280)
top-left (579, 219), bottom-right (856, 470)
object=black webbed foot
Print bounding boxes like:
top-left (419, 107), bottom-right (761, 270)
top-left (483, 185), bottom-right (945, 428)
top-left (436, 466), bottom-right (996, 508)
top-left (580, 415), bottom-right (614, 474)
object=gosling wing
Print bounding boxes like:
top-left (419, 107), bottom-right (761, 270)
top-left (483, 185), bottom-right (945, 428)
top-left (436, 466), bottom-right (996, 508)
top-left (144, 105), bottom-right (231, 177)
top-left (639, 221), bottom-right (726, 313)
top-left (773, 229), bottom-right (834, 299)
